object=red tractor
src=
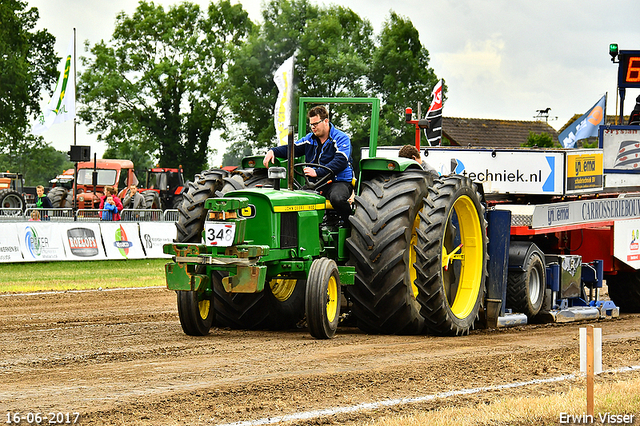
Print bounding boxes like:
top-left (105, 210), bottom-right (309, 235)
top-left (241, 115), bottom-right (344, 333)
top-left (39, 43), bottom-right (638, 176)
top-left (144, 166), bottom-right (185, 210)
top-left (48, 160), bottom-right (184, 211)
top-left (0, 172), bottom-right (28, 211)
top-left (48, 159), bottom-right (140, 209)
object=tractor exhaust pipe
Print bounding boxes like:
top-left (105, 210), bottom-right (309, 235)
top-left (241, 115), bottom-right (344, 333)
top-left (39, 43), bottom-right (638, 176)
top-left (287, 125), bottom-right (295, 190)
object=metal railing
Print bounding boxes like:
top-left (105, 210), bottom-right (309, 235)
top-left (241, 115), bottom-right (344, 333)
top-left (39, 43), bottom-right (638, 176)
top-left (0, 208), bottom-right (179, 222)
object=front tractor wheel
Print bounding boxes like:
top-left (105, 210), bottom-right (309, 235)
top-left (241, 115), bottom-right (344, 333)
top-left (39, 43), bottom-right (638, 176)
top-left (414, 175), bottom-right (488, 336)
top-left (306, 258), bottom-right (341, 339)
top-left (177, 289), bottom-right (214, 336)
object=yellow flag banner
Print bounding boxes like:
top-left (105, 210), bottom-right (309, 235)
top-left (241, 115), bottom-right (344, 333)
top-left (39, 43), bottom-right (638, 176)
top-left (273, 54), bottom-right (296, 145)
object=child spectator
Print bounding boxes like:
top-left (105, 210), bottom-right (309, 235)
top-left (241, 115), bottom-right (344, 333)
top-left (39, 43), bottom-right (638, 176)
top-left (99, 186), bottom-right (123, 220)
top-left (35, 185), bottom-right (53, 209)
top-left (101, 196), bottom-right (119, 221)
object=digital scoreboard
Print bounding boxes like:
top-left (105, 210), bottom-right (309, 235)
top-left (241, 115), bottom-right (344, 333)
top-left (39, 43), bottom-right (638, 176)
top-left (617, 50), bottom-right (640, 89)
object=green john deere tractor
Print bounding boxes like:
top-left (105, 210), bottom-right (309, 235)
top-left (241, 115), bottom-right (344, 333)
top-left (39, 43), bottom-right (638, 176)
top-left (163, 97), bottom-right (488, 338)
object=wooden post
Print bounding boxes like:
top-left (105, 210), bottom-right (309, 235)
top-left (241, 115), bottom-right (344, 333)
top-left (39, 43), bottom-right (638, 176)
top-left (586, 324), bottom-right (594, 417)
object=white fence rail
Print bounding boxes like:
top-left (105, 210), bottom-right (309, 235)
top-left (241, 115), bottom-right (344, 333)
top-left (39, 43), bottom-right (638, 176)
top-left (0, 208), bottom-right (179, 222)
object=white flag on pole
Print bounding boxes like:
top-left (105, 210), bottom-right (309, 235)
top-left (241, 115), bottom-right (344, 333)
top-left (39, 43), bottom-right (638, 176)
top-left (32, 37), bottom-right (75, 135)
top-left (273, 54), bottom-right (296, 145)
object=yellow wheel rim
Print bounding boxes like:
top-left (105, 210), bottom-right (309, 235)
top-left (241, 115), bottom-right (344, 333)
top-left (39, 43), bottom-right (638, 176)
top-left (198, 299), bottom-right (210, 320)
top-left (441, 195), bottom-right (483, 319)
top-left (270, 278), bottom-right (297, 302)
top-left (326, 276), bottom-right (338, 323)
top-left (409, 210), bottom-right (422, 299)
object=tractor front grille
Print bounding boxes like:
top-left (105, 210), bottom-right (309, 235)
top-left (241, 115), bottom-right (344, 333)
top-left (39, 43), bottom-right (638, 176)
top-left (280, 212), bottom-right (298, 249)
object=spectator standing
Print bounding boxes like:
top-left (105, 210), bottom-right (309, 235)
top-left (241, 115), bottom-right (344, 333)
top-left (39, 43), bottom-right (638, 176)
top-left (99, 186), bottom-right (122, 221)
top-left (35, 185), bottom-right (53, 209)
top-left (101, 196), bottom-right (119, 221)
top-left (122, 184), bottom-right (145, 210)
top-left (34, 185), bottom-right (53, 220)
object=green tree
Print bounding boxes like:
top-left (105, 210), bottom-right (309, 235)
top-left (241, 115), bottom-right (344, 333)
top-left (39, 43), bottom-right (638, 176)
top-left (523, 131), bottom-right (555, 148)
top-left (226, 0), bottom-right (374, 154)
top-left (0, 136), bottom-right (73, 186)
top-left (225, 3), bottom-right (442, 168)
top-left (0, 0), bottom-right (60, 184)
top-left (0, 0), bottom-right (58, 137)
top-left (78, 0), bottom-right (253, 179)
top-left (226, 0), bottom-right (320, 151)
top-left (368, 12), bottom-right (441, 147)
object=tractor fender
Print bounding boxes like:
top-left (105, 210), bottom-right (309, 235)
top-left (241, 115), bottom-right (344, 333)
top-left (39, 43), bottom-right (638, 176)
top-left (359, 157), bottom-right (422, 173)
top-left (508, 241), bottom-right (545, 272)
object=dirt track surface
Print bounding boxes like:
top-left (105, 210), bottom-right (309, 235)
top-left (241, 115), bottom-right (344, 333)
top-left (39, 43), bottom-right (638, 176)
top-left (1, 287), bottom-right (639, 425)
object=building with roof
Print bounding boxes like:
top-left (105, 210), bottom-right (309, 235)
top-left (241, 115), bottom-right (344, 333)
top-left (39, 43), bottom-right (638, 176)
top-left (441, 117), bottom-right (559, 148)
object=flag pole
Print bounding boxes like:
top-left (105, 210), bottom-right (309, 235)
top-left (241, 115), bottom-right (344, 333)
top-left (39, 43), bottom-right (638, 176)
top-left (73, 27), bottom-right (77, 147)
top-left (72, 27), bottom-right (78, 218)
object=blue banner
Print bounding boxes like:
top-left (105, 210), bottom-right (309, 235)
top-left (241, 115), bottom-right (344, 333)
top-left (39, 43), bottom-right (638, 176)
top-left (559, 95), bottom-right (606, 148)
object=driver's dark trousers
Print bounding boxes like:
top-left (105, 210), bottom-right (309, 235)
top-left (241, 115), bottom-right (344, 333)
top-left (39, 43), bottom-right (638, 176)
top-left (322, 181), bottom-right (353, 223)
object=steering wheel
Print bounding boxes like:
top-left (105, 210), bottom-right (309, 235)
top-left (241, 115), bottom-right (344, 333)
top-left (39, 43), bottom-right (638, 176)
top-left (293, 163), bottom-right (335, 191)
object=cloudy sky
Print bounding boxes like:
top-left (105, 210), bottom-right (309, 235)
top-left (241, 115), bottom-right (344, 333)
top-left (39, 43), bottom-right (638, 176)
top-left (26, 0), bottom-right (640, 164)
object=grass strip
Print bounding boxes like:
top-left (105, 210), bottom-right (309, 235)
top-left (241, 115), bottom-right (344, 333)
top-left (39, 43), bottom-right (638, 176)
top-left (0, 259), bottom-right (169, 293)
top-left (363, 375), bottom-right (640, 426)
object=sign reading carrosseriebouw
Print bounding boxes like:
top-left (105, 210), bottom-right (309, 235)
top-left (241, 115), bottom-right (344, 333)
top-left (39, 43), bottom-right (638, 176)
top-left (532, 197), bottom-right (640, 228)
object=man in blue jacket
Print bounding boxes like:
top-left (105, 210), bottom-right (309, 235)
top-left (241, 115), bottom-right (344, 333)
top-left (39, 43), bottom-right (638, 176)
top-left (263, 105), bottom-right (354, 224)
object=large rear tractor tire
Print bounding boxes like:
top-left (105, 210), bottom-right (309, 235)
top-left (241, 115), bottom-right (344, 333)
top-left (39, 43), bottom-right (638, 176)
top-left (306, 258), bottom-right (341, 339)
top-left (607, 271), bottom-right (640, 313)
top-left (176, 170), bottom-right (228, 243)
top-left (346, 171), bottom-right (431, 334)
top-left (414, 175), bottom-right (488, 336)
top-left (141, 190), bottom-right (162, 210)
top-left (215, 169), bottom-right (255, 196)
top-left (47, 187), bottom-right (72, 208)
top-left (174, 170), bottom-right (228, 334)
top-left (0, 189), bottom-right (26, 212)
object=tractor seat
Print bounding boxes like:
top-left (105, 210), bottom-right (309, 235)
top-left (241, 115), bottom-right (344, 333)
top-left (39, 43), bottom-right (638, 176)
top-left (323, 178), bottom-right (357, 210)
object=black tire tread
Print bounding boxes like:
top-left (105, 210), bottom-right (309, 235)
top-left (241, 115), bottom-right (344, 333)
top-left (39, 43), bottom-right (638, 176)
top-left (506, 249), bottom-right (545, 318)
top-left (48, 187), bottom-right (72, 208)
top-left (346, 171), bottom-right (430, 334)
top-left (306, 258), bottom-right (340, 339)
top-left (414, 175), bottom-right (488, 336)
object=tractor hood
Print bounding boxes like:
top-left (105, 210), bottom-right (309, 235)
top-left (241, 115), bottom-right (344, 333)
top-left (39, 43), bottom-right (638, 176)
top-left (225, 188), bottom-right (327, 213)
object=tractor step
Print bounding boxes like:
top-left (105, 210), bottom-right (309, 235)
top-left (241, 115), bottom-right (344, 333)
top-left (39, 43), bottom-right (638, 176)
top-left (496, 313), bottom-right (528, 328)
top-left (537, 303), bottom-right (619, 323)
